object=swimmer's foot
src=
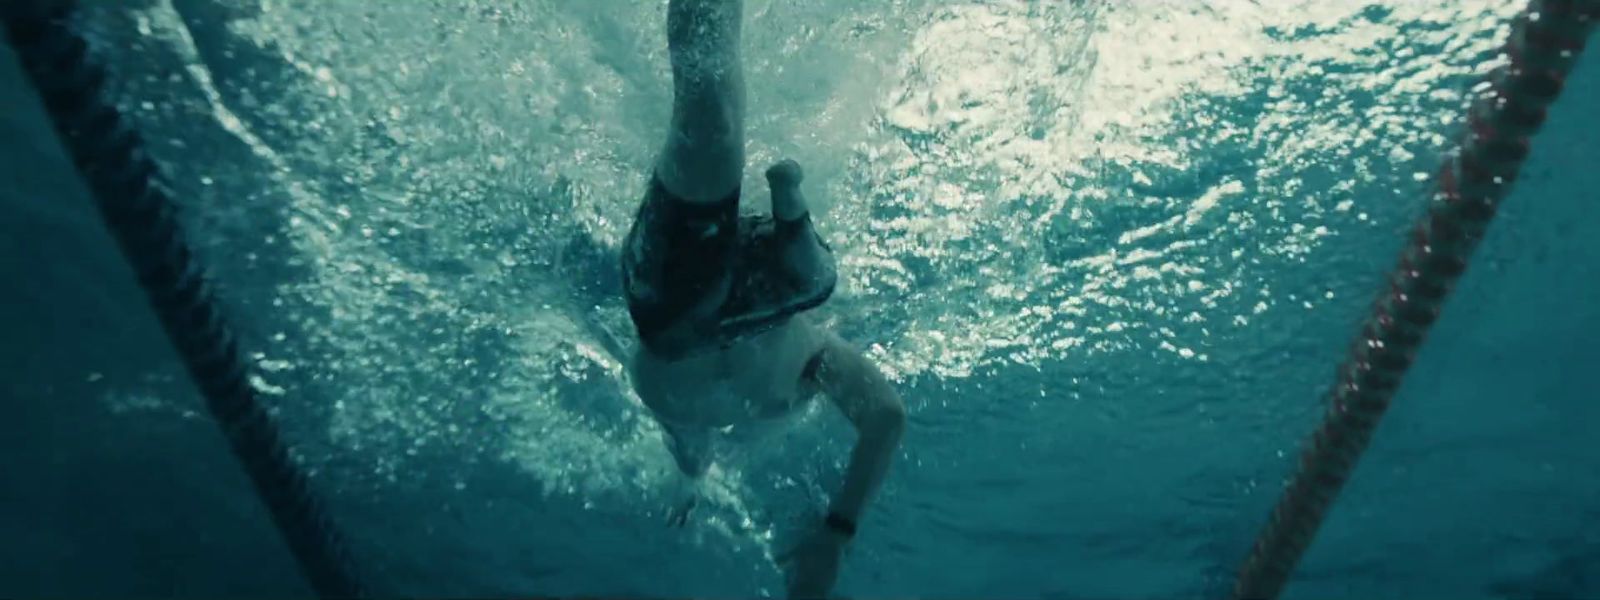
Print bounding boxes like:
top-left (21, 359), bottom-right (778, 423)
top-left (766, 160), bottom-right (837, 299)
top-left (766, 159), bottom-right (807, 221)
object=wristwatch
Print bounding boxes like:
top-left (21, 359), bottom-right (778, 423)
top-left (824, 511), bottom-right (857, 539)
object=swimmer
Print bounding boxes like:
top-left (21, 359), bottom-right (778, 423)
top-left (619, 0), bottom-right (906, 597)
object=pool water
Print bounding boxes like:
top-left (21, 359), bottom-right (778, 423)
top-left (2, 0), bottom-right (1597, 598)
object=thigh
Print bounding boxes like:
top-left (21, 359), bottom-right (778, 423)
top-left (621, 177), bottom-right (739, 357)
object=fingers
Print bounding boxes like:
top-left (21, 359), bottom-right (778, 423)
top-left (666, 495), bottom-right (697, 528)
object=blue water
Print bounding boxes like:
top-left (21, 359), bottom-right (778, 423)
top-left (2, 1), bottom-right (1597, 598)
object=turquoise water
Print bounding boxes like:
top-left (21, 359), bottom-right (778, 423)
top-left (2, 0), bottom-right (1597, 598)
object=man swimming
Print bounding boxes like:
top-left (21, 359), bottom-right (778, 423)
top-left (619, 0), bottom-right (906, 597)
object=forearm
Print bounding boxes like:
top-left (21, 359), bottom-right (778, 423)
top-left (830, 400), bottom-right (905, 523)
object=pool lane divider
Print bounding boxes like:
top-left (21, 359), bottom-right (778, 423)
top-left (2, 3), bottom-right (366, 597)
top-left (1232, 1), bottom-right (1597, 598)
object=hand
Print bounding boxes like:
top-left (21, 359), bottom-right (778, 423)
top-left (666, 492), bottom-right (698, 528)
top-left (778, 521), bottom-right (849, 599)
top-left (664, 471), bottom-right (703, 528)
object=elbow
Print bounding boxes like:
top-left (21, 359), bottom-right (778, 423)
top-left (885, 399), bottom-right (907, 432)
top-left (869, 394), bottom-right (906, 439)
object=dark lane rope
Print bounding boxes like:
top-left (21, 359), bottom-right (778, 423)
top-left (1233, 1), bottom-right (1597, 598)
top-left (2, 3), bottom-right (364, 597)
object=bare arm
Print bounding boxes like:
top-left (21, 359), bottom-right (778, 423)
top-left (812, 333), bottom-right (907, 526)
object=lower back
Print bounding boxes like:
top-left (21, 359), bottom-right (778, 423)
top-left (631, 318), bottom-right (825, 428)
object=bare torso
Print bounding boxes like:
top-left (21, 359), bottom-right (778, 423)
top-left (630, 316), bottom-right (828, 428)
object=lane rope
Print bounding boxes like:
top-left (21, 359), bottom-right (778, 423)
top-left (1233, 2), bottom-right (1597, 598)
top-left (2, 3), bottom-right (366, 597)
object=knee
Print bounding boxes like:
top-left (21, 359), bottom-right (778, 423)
top-left (670, 96), bottom-right (742, 147)
top-left (659, 130), bottom-right (744, 200)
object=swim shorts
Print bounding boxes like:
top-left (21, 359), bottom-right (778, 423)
top-left (621, 174), bottom-right (836, 360)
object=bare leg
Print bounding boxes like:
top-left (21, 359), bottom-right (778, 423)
top-left (657, 0), bottom-right (746, 203)
top-left (638, 1), bottom-right (742, 526)
top-left (766, 160), bottom-right (833, 291)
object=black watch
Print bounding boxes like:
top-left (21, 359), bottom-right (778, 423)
top-left (824, 511), bottom-right (857, 538)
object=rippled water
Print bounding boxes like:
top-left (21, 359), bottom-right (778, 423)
top-left (4, 0), bottom-right (1598, 597)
